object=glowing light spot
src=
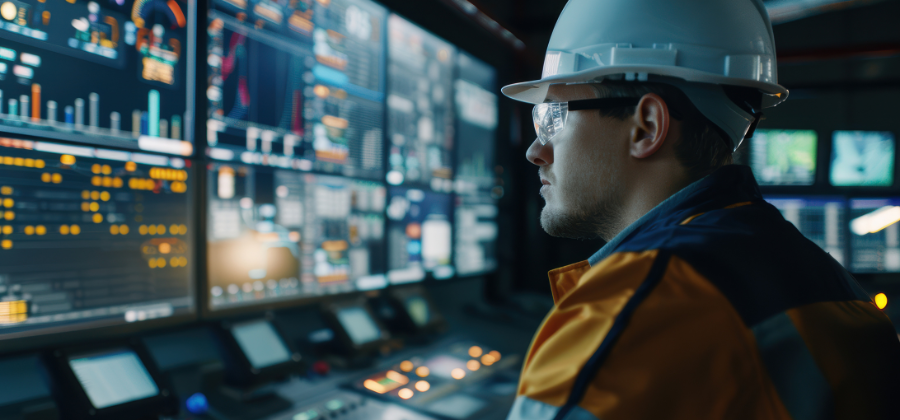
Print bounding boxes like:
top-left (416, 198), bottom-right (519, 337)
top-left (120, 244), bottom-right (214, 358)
top-left (875, 293), bottom-right (888, 310)
top-left (139, 225), bottom-right (148, 235)
top-left (119, 225), bottom-right (129, 234)
top-left (0, 239), bottom-right (11, 249)
top-left (51, 173), bottom-right (62, 183)
top-left (149, 259), bottom-right (157, 268)
top-left (35, 160), bottom-right (44, 168)
top-left (113, 177), bottom-right (123, 188)
top-left (41, 173), bottom-right (51, 183)
top-left (100, 191), bottom-right (110, 201)
top-left (397, 388), bottom-right (414, 400)
top-left (92, 213), bottom-right (103, 223)
top-left (415, 381), bottom-right (430, 392)
top-left (148, 225), bottom-right (157, 235)
top-left (4, 211), bottom-right (13, 220)
top-left (59, 225), bottom-right (70, 235)
top-left (125, 162), bottom-right (137, 171)
top-left (91, 176), bottom-right (101, 186)
top-left (157, 257), bottom-right (166, 268)
top-left (157, 224), bottom-right (166, 234)
top-left (468, 346), bottom-right (483, 358)
top-left (170, 257), bottom-right (179, 267)
top-left (451, 368), bottom-right (466, 380)
top-left (3, 198), bottom-right (13, 208)
top-left (81, 190), bottom-right (90, 200)
top-left (481, 354), bottom-right (495, 366)
top-left (399, 361), bottom-right (414, 372)
top-left (101, 165), bottom-right (111, 175)
top-left (70, 225), bottom-right (80, 235)
top-left (1, 2), bottom-right (18, 22)
top-left (36, 225), bottom-right (45, 235)
top-left (89, 202), bottom-right (99, 212)
top-left (110, 225), bottom-right (119, 235)
top-left (24, 159), bottom-right (33, 167)
top-left (415, 366), bottom-right (429, 377)
top-left (170, 224), bottom-right (179, 234)
top-left (159, 243), bottom-right (171, 254)
top-left (179, 224), bottom-right (188, 235)
top-left (24, 226), bottom-right (34, 235)
top-left (81, 202), bottom-right (89, 212)
top-left (91, 191), bottom-right (100, 200)
top-left (488, 350), bottom-right (501, 361)
top-left (467, 360), bottom-right (481, 371)
top-left (91, 164), bottom-right (101, 174)
top-left (1, 225), bottom-right (10, 235)
top-left (179, 256), bottom-right (187, 266)
top-left (363, 379), bottom-right (387, 394)
top-left (60, 154), bottom-right (75, 165)
top-left (1, 186), bottom-right (11, 195)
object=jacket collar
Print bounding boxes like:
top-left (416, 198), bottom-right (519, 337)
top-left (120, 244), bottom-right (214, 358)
top-left (587, 165), bottom-right (761, 267)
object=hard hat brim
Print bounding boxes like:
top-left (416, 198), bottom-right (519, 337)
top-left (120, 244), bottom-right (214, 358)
top-left (501, 65), bottom-right (789, 108)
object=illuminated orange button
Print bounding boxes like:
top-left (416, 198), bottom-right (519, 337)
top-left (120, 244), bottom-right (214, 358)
top-left (468, 346), bottom-right (483, 358)
top-left (101, 165), bottom-right (111, 175)
top-left (119, 225), bottom-right (129, 235)
top-left (481, 354), bottom-right (495, 366)
top-left (51, 173), bottom-right (62, 183)
top-left (2, 226), bottom-right (11, 235)
top-left (139, 225), bottom-right (148, 235)
top-left (36, 225), bottom-right (46, 235)
top-left (415, 381), bottom-right (430, 392)
top-left (35, 159), bottom-right (45, 168)
top-left (451, 368), bottom-right (465, 380)
top-left (1, 239), bottom-right (11, 249)
top-left (110, 225), bottom-right (119, 235)
top-left (41, 173), bottom-right (51, 183)
top-left (397, 388), bottom-right (413, 400)
top-left (415, 366), bottom-right (429, 377)
top-left (24, 226), bottom-right (34, 235)
top-left (92, 213), bottom-right (103, 223)
top-left (60, 155), bottom-right (75, 165)
top-left (91, 191), bottom-right (100, 200)
top-left (488, 350), bottom-right (501, 361)
top-left (100, 191), bottom-right (110, 201)
top-left (70, 225), bottom-right (80, 235)
top-left (91, 164), bottom-right (101, 174)
top-left (467, 360), bottom-right (481, 371)
top-left (3, 198), bottom-right (13, 208)
top-left (125, 162), bottom-right (137, 172)
top-left (399, 361), bottom-right (414, 372)
top-left (89, 202), bottom-right (99, 212)
top-left (59, 225), bottom-right (70, 235)
top-left (4, 211), bottom-right (13, 220)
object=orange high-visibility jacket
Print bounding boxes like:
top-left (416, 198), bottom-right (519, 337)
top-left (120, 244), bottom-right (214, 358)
top-left (509, 165), bottom-right (900, 420)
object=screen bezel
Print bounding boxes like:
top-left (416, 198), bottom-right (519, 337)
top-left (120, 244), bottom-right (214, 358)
top-left (46, 340), bottom-right (176, 420)
top-left (214, 317), bottom-right (303, 388)
top-left (321, 297), bottom-right (389, 356)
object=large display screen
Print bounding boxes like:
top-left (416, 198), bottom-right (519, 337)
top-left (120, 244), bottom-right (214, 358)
top-left (386, 187), bottom-right (452, 283)
top-left (765, 196), bottom-right (846, 266)
top-left (0, 138), bottom-right (193, 340)
top-left (830, 131), bottom-right (895, 187)
top-left (0, 0), bottom-right (194, 155)
top-left (69, 349), bottom-right (159, 409)
top-left (849, 198), bottom-right (900, 273)
top-left (453, 52), bottom-right (497, 276)
top-left (207, 162), bottom-right (387, 311)
top-left (749, 129), bottom-right (817, 186)
top-left (385, 14), bottom-right (455, 192)
top-left (206, 0), bottom-right (386, 180)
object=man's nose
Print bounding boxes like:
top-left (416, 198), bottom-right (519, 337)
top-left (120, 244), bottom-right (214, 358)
top-left (525, 138), bottom-right (553, 166)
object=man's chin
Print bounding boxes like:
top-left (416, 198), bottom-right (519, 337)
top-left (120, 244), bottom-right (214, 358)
top-left (540, 207), bottom-right (602, 240)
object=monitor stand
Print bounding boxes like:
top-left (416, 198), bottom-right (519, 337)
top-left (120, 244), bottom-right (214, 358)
top-left (201, 369), bottom-right (292, 419)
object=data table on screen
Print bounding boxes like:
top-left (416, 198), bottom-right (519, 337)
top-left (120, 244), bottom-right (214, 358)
top-left (750, 129), bottom-right (817, 186)
top-left (386, 187), bottom-right (453, 283)
top-left (207, 162), bottom-right (387, 311)
top-left (849, 198), bottom-right (900, 273)
top-left (385, 14), bottom-right (456, 192)
top-left (765, 196), bottom-right (847, 266)
top-left (206, 0), bottom-right (386, 180)
top-left (0, 138), bottom-right (193, 339)
top-left (0, 0), bottom-right (194, 155)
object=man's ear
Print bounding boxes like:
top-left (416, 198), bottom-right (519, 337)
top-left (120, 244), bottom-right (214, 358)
top-left (629, 93), bottom-right (671, 159)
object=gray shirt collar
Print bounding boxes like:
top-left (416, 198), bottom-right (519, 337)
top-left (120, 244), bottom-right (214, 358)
top-left (587, 175), bottom-right (710, 267)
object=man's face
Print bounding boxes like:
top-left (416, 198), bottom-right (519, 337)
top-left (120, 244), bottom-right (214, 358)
top-left (526, 84), bottom-right (631, 240)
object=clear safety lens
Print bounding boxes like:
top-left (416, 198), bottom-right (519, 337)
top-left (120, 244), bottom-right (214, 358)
top-left (532, 102), bottom-right (568, 145)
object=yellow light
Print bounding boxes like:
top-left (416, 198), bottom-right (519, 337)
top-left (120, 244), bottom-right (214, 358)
top-left (101, 165), bottom-right (111, 175)
top-left (415, 366), bottom-right (429, 377)
top-left (101, 177), bottom-right (112, 187)
top-left (51, 173), bottom-right (62, 183)
top-left (399, 360), bottom-right (414, 372)
top-left (113, 177), bottom-right (123, 188)
top-left (363, 379), bottom-right (387, 394)
top-left (119, 225), bottom-right (129, 235)
top-left (481, 354), bottom-right (495, 366)
top-left (397, 388), bottom-right (414, 400)
top-left (139, 225), bottom-right (148, 235)
top-left (100, 191), bottom-right (110, 201)
top-left (41, 173), bottom-right (51, 183)
top-left (125, 162), bottom-right (137, 172)
top-left (91, 176), bottom-right (101, 186)
top-left (81, 190), bottom-right (90, 200)
top-left (1, 2), bottom-right (18, 22)
top-left (159, 243), bottom-right (171, 254)
top-left (24, 226), bottom-right (33, 235)
top-left (468, 346), bottom-right (483, 358)
top-left (89, 202), bottom-right (99, 212)
top-left (170, 224), bottom-right (179, 234)
top-left (170, 257), bottom-right (179, 267)
top-left (179, 224), bottom-right (188, 235)
top-left (450, 368), bottom-right (466, 380)
top-left (466, 360), bottom-right (481, 371)
top-left (90, 191), bottom-right (100, 200)
top-left (13, 157), bottom-right (22, 166)
top-left (70, 225), bottom-right (80, 235)
top-left (59, 225), bottom-right (70, 235)
top-left (92, 213), bottom-right (103, 223)
top-left (179, 256), bottom-right (187, 265)
top-left (24, 158), bottom-right (33, 167)
top-left (4, 211), bottom-right (13, 220)
top-left (60, 154), bottom-right (75, 165)
top-left (488, 350), bottom-right (501, 361)
top-left (157, 258), bottom-right (166, 268)
top-left (81, 202), bottom-right (89, 212)
top-left (149, 259), bottom-right (157, 268)
top-left (35, 225), bottom-right (45, 235)
top-left (157, 224), bottom-right (166, 234)
top-left (875, 293), bottom-right (888, 310)
top-left (35, 159), bottom-right (44, 168)
top-left (3, 198), bottom-right (12, 207)
top-left (1, 186), bottom-right (11, 195)
top-left (0, 239), bottom-right (11, 250)
top-left (414, 381), bottom-right (430, 392)
top-left (1, 225), bottom-right (10, 235)
top-left (110, 225), bottom-right (119, 235)
top-left (91, 164), bottom-right (101, 174)
top-left (148, 225), bottom-right (157, 235)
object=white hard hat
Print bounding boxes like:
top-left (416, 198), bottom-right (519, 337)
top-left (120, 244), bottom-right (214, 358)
top-left (502, 0), bottom-right (789, 149)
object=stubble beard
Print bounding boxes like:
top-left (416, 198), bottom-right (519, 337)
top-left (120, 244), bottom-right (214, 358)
top-left (539, 177), bottom-right (624, 241)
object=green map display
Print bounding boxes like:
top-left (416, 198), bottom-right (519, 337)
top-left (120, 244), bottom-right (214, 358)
top-left (750, 129), bottom-right (817, 185)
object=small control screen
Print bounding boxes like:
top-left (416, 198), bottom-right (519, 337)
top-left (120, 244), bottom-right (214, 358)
top-left (405, 295), bottom-right (430, 327)
top-left (336, 306), bottom-right (380, 345)
top-left (830, 131), bottom-right (895, 187)
top-left (750, 129), bottom-right (817, 186)
top-left (230, 320), bottom-right (291, 369)
top-left (69, 349), bottom-right (159, 409)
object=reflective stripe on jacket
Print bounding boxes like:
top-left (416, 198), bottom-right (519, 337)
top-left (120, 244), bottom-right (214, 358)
top-left (510, 165), bottom-right (900, 420)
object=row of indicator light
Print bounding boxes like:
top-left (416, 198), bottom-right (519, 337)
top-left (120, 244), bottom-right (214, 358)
top-left (149, 167), bottom-right (188, 181)
top-left (91, 176), bottom-right (124, 188)
top-left (390, 347), bottom-right (502, 400)
top-left (0, 156), bottom-right (46, 168)
top-left (139, 224), bottom-right (188, 235)
top-left (149, 257), bottom-right (188, 268)
top-left (40, 173), bottom-right (62, 183)
top-left (81, 190), bottom-right (112, 201)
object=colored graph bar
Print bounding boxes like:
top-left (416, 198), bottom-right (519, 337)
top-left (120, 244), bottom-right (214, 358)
top-left (132, 110), bottom-right (141, 137)
top-left (89, 93), bottom-right (99, 129)
top-left (31, 84), bottom-right (40, 121)
top-left (47, 101), bottom-right (56, 124)
top-left (148, 90), bottom-right (160, 137)
top-left (19, 95), bottom-right (29, 119)
top-left (171, 115), bottom-right (181, 140)
top-left (8, 99), bottom-right (16, 118)
top-left (74, 98), bottom-right (84, 128)
top-left (110, 112), bottom-right (120, 134)
top-left (64, 105), bottom-right (73, 125)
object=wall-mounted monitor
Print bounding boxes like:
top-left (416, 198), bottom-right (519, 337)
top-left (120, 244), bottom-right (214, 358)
top-left (384, 14), bottom-right (456, 193)
top-left (386, 187), bottom-right (453, 283)
top-left (0, 0), bottom-right (195, 155)
top-left (765, 196), bottom-right (846, 266)
top-left (830, 131), bottom-right (895, 187)
top-left (848, 198), bottom-right (900, 273)
top-left (206, 162), bottom-right (387, 312)
top-left (0, 138), bottom-right (194, 343)
top-left (750, 129), bottom-right (817, 186)
top-left (205, 0), bottom-right (387, 180)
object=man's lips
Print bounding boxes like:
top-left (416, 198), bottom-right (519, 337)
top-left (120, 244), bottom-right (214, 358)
top-left (540, 178), bottom-right (550, 186)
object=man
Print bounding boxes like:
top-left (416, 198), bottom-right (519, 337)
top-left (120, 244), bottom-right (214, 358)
top-left (503, 1), bottom-right (900, 419)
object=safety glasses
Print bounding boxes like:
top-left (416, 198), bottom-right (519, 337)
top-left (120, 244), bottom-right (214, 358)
top-left (532, 97), bottom-right (641, 145)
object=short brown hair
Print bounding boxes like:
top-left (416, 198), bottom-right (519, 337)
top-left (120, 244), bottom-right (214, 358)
top-left (589, 82), bottom-right (734, 181)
